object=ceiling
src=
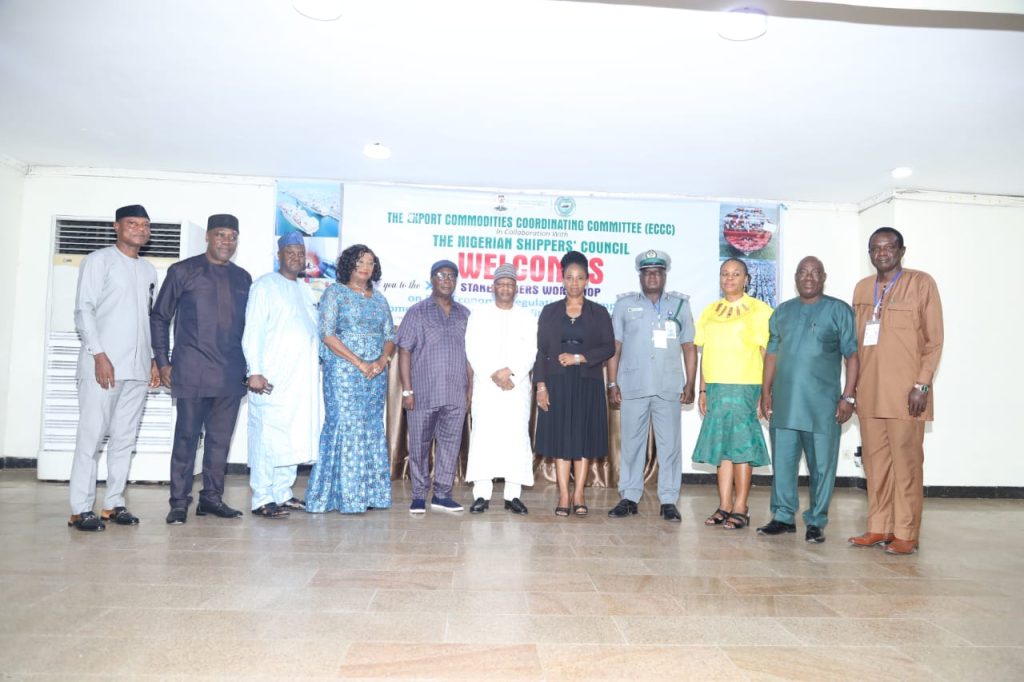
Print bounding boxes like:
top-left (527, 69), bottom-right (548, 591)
top-left (1, 0), bottom-right (1022, 203)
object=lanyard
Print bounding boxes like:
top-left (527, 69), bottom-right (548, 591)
top-left (872, 269), bottom-right (902, 320)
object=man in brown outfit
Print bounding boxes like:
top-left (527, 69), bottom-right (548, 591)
top-left (848, 227), bottom-right (943, 555)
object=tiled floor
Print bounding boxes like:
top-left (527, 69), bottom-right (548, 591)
top-left (1, 469), bottom-right (1021, 681)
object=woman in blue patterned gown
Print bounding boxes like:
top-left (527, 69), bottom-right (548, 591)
top-left (305, 245), bottom-right (395, 513)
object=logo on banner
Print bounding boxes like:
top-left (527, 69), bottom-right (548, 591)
top-left (494, 194), bottom-right (508, 212)
top-left (554, 196), bottom-right (576, 217)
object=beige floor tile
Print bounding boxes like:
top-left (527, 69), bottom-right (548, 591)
top-left (451, 569), bottom-right (595, 592)
top-left (0, 604), bottom-right (107, 636)
top-left (923, 615), bottom-right (1024, 645)
top-left (591, 574), bottom-right (735, 595)
top-left (777, 616), bottom-right (972, 646)
top-left (445, 613), bottom-right (624, 644)
top-left (723, 645), bottom-right (936, 681)
top-left (900, 645), bottom-right (1024, 681)
top-left (310, 568), bottom-right (453, 590)
top-left (124, 637), bottom-right (351, 676)
top-left (856, 577), bottom-right (1007, 597)
top-left (537, 644), bottom-right (744, 681)
top-left (526, 591), bottom-right (682, 616)
top-left (338, 643), bottom-right (543, 679)
top-left (369, 588), bottom-right (531, 614)
top-left (813, 594), bottom-right (993, 619)
top-left (726, 577), bottom-right (875, 596)
top-left (615, 615), bottom-right (803, 646)
top-left (673, 595), bottom-right (840, 618)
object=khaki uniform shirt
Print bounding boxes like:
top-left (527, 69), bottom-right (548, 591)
top-left (853, 269), bottom-right (943, 421)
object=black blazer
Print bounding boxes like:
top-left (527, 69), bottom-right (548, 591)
top-left (533, 298), bottom-right (615, 383)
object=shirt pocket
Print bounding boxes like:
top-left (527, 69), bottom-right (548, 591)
top-left (815, 327), bottom-right (840, 354)
top-left (886, 304), bottom-right (914, 330)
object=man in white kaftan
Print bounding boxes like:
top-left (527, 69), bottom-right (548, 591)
top-left (465, 263), bottom-right (538, 514)
top-left (242, 231), bottom-right (321, 519)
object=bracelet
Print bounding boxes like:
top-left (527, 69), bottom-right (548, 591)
top-left (606, 382), bottom-right (617, 389)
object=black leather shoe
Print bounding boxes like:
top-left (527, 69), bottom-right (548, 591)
top-left (68, 511), bottom-right (106, 532)
top-left (196, 501), bottom-right (243, 518)
top-left (659, 504), bottom-right (682, 522)
top-left (756, 519), bottom-right (797, 535)
top-left (806, 525), bottom-right (826, 543)
top-left (504, 498), bottom-right (529, 515)
top-left (607, 499), bottom-right (638, 518)
top-left (469, 497), bottom-right (489, 513)
top-left (165, 508), bottom-right (187, 525)
top-left (102, 506), bottom-right (140, 525)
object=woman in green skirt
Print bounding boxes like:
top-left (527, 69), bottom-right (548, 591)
top-left (692, 258), bottom-right (773, 529)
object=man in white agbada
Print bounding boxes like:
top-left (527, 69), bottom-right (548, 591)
top-left (242, 231), bottom-right (320, 519)
top-left (466, 262), bottom-right (538, 514)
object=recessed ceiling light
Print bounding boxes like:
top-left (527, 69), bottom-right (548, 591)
top-left (891, 166), bottom-right (913, 179)
top-left (717, 8), bottom-right (768, 42)
top-left (293, 0), bottom-right (344, 22)
top-left (363, 143), bottom-right (392, 160)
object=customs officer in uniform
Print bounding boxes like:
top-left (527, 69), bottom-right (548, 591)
top-left (606, 250), bottom-right (697, 522)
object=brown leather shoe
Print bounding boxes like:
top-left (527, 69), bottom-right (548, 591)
top-left (884, 538), bottom-right (918, 555)
top-left (847, 532), bottom-right (894, 547)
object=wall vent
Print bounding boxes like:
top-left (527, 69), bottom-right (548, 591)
top-left (54, 218), bottom-right (181, 258)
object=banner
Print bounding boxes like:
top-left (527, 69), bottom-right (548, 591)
top-left (274, 179), bottom-right (341, 299)
top-left (338, 183), bottom-right (749, 323)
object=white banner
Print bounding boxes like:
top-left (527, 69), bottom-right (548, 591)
top-left (339, 183), bottom-right (740, 323)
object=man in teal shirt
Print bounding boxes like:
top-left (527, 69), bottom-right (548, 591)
top-left (758, 256), bottom-right (859, 543)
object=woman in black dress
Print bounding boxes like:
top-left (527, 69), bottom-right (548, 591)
top-left (534, 251), bottom-right (615, 517)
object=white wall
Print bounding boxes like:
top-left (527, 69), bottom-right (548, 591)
top-left (0, 157), bottom-right (27, 458)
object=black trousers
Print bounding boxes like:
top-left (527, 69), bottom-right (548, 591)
top-left (169, 395), bottom-right (242, 509)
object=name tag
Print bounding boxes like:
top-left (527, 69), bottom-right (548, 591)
top-left (627, 307), bottom-right (643, 313)
top-left (665, 324), bottom-right (677, 340)
top-left (863, 321), bottom-right (880, 346)
top-left (652, 328), bottom-right (668, 348)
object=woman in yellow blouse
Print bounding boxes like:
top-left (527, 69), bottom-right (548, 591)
top-left (693, 258), bottom-right (773, 529)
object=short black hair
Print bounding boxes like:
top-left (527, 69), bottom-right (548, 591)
top-left (560, 250), bottom-right (589, 275)
top-left (336, 244), bottom-right (381, 289)
top-left (870, 226), bottom-right (904, 249)
top-left (720, 257), bottom-right (749, 278)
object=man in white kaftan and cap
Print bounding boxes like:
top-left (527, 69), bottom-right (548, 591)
top-left (242, 231), bottom-right (321, 519)
top-left (465, 262), bottom-right (538, 514)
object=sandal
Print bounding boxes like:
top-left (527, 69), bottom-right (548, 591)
top-left (278, 497), bottom-right (306, 511)
top-left (705, 508), bottom-right (730, 526)
top-left (251, 503), bottom-right (289, 519)
top-left (572, 504), bottom-right (589, 517)
top-left (555, 506), bottom-right (570, 517)
top-left (723, 511), bottom-right (750, 530)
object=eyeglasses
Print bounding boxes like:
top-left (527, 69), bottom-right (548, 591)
top-left (433, 272), bottom-right (457, 281)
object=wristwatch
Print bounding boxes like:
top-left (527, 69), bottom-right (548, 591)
top-left (841, 395), bottom-right (856, 406)
top-left (401, 389), bottom-right (414, 397)
top-left (574, 354), bottom-right (581, 365)
top-left (913, 383), bottom-right (930, 393)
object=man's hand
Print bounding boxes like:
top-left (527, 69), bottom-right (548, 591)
top-left (247, 374), bottom-right (270, 394)
top-left (607, 385), bottom-right (622, 406)
top-left (681, 382), bottom-right (695, 405)
top-left (93, 353), bottom-right (115, 389)
top-left (835, 399), bottom-right (854, 424)
top-left (402, 394), bottom-right (415, 411)
top-left (908, 387), bottom-right (929, 418)
top-left (159, 365), bottom-right (173, 389)
top-left (760, 391), bottom-right (773, 420)
top-left (148, 361), bottom-right (161, 389)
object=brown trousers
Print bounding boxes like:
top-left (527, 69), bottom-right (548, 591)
top-left (859, 417), bottom-right (926, 541)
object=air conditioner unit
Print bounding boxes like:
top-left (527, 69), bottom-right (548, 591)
top-left (37, 215), bottom-right (207, 482)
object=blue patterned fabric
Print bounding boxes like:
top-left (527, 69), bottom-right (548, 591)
top-left (305, 284), bottom-right (395, 513)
